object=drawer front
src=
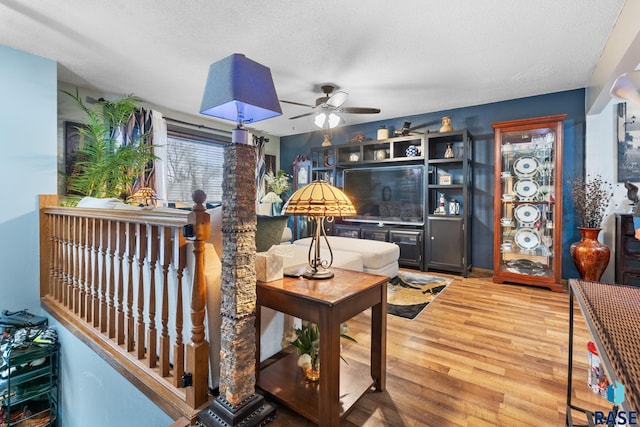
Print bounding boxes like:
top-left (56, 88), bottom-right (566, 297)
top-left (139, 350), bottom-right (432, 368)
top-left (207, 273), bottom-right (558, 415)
top-left (620, 214), bottom-right (635, 236)
top-left (622, 272), bottom-right (640, 287)
top-left (622, 256), bottom-right (640, 272)
top-left (361, 228), bottom-right (389, 241)
top-left (335, 225), bottom-right (360, 239)
top-left (623, 236), bottom-right (640, 255)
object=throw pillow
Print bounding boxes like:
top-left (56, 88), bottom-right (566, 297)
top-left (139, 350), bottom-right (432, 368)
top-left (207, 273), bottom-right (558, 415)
top-left (256, 215), bottom-right (289, 253)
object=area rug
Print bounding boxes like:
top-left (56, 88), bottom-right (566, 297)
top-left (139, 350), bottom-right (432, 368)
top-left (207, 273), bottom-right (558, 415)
top-left (387, 271), bottom-right (452, 320)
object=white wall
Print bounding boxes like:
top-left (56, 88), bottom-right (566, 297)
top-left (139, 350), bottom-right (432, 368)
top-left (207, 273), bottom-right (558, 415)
top-left (585, 100), bottom-right (636, 284)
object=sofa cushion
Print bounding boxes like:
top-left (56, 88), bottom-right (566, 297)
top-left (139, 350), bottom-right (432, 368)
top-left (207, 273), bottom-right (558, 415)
top-left (293, 236), bottom-right (399, 270)
top-left (275, 244), bottom-right (363, 272)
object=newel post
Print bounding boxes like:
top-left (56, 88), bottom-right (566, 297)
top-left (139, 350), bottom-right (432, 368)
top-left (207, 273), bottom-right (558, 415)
top-left (186, 189), bottom-right (210, 409)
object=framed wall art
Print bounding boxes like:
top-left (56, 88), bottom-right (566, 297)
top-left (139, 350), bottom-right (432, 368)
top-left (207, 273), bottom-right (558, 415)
top-left (265, 154), bottom-right (276, 175)
top-left (617, 102), bottom-right (640, 183)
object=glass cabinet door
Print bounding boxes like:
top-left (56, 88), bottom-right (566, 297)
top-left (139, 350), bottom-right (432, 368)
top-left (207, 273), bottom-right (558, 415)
top-left (492, 115), bottom-right (566, 291)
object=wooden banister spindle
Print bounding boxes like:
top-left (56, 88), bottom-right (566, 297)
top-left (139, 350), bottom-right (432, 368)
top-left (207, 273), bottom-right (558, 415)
top-left (107, 220), bottom-right (117, 338)
top-left (159, 226), bottom-right (172, 377)
top-left (147, 225), bottom-right (159, 369)
top-left (52, 214), bottom-right (62, 300)
top-left (136, 223), bottom-right (148, 360)
top-left (116, 221), bottom-right (127, 345)
top-left (78, 217), bottom-right (86, 318)
top-left (62, 215), bottom-right (70, 305)
top-left (186, 190), bottom-right (210, 409)
top-left (125, 222), bottom-right (136, 352)
top-left (71, 216), bottom-right (80, 313)
top-left (47, 214), bottom-right (56, 297)
top-left (99, 219), bottom-right (108, 333)
top-left (92, 218), bottom-right (101, 327)
top-left (66, 215), bottom-right (74, 308)
top-left (173, 232), bottom-right (187, 388)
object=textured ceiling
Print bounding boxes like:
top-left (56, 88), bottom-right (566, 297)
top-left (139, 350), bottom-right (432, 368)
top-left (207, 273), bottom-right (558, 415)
top-left (0, 0), bottom-right (627, 136)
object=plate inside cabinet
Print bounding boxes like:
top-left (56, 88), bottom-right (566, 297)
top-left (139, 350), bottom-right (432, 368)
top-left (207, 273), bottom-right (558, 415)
top-left (513, 179), bottom-right (539, 200)
top-left (514, 204), bottom-right (540, 224)
top-left (514, 228), bottom-right (540, 250)
top-left (513, 156), bottom-right (540, 177)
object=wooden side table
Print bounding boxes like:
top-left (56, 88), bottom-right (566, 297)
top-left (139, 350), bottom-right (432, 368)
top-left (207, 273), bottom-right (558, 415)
top-left (256, 268), bottom-right (388, 427)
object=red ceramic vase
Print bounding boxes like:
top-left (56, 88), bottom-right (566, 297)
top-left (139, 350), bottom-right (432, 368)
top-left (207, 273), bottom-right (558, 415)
top-left (569, 227), bottom-right (610, 281)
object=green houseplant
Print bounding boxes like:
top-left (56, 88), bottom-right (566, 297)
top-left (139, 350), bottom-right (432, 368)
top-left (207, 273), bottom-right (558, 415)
top-left (282, 321), bottom-right (356, 381)
top-left (63, 89), bottom-right (156, 205)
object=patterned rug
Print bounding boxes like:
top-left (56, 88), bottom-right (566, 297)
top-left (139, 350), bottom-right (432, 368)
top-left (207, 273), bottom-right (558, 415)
top-left (387, 271), bottom-right (452, 320)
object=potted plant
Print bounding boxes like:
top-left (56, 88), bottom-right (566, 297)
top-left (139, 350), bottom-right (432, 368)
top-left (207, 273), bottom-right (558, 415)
top-left (62, 89), bottom-right (156, 205)
top-left (282, 321), bottom-right (356, 381)
top-left (262, 170), bottom-right (291, 215)
top-left (568, 173), bottom-right (614, 281)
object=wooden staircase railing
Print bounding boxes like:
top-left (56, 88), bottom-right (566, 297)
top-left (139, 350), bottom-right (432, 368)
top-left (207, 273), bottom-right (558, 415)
top-left (38, 195), bottom-right (211, 423)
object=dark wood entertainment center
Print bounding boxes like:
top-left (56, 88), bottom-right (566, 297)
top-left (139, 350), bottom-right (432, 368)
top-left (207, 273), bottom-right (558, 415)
top-left (309, 130), bottom-right (473, 276)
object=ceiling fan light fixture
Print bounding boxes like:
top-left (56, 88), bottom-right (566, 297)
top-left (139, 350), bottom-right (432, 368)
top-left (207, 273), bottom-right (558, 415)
top-left (314, 112), bottom-right (327, 128)
top-left (328, 113), bottom-right (340, 128)
top-left (314, 112), bottom-right (341, 129)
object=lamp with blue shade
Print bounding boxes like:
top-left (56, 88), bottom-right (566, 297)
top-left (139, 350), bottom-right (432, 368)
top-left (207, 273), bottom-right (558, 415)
top-left (196, 53), bottom-right (280, 427)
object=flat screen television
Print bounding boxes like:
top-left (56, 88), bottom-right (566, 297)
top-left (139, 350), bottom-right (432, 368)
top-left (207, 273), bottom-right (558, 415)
top-left (343, 164), bottom-right (424, 225)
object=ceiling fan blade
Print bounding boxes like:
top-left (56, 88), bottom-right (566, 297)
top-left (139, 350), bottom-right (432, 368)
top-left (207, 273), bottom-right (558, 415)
top-left (342, 107), bottom-right (381, 114)
top-left (281, 99), bottom-right (315, 108)
top-left (289, 112), bottom-right (315, 120)
top-left (327, 91), bottom-right (348, 108)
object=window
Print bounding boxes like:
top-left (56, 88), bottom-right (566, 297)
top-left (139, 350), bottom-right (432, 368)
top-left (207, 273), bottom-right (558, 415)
top-left (165, 127), bottom-right (229, 203)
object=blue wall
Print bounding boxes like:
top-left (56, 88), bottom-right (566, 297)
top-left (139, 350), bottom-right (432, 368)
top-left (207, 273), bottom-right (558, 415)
top-left (0, 45), bottom-right (57, 311)
top-left (0, 45), bottom-right (172, 427)
top-left (280, 90), bottom-right (585, 278)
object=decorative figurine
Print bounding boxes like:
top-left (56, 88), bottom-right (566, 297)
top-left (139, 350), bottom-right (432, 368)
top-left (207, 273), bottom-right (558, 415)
top-left (434, 192), bottom-right (447, 215)
top-left (440, 116), bottom-right (453, 132)
top-left (377, 125), bottom-right (389, 140)
top-left (444, 143), bottom-right (455, 158)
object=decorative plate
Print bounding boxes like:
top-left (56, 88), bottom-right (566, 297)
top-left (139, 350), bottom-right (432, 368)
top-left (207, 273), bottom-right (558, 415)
top-left (514, 228), bottom-right (540, 250)
top-left (514, 204), bottom-right (540, 224)
top-left (513, 179), bottom-right (539, 200)
top-left (513, 156), bottom-right (540, 177)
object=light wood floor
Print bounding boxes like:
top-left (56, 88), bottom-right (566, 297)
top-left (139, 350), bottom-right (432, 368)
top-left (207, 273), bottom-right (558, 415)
top-left (264, 271), bottom-right (613, 426)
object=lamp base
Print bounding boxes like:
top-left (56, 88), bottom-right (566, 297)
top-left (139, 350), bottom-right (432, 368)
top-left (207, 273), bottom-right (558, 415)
top-left (303, 266), bottom-right (334, 280)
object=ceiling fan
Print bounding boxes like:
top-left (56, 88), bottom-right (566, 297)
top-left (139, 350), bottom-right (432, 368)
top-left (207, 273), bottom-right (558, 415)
top-left (281, 84), bottom-right (380, 127)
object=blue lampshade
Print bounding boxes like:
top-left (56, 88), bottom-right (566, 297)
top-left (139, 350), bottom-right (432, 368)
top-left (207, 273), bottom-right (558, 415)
top-left (200, 53), bottom-right (282, 123)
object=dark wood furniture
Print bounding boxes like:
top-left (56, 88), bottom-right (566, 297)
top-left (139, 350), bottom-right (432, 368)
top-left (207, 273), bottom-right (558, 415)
top-left (567, 279), bottom-right (639, 425)
top-left (492, 115), bottom-right (566, 291)
top-left (425, 130), bottom-right (473, 276)
top-left (255, 268), bottom-right (388, 427)
top-left (312, 130), bottom-right (473, 275)
top-left (615, 213), bottom-right (640, 286)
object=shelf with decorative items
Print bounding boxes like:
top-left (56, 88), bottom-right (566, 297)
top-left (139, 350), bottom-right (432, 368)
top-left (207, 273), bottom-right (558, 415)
top-left (492, 114), bottom-right (566, 291)
top-left (334, 134), bottom-right (425, 165)
top-left (425, 129), bottom-right (473, 276)
top-left (310, 146), bottom-right (342, 187)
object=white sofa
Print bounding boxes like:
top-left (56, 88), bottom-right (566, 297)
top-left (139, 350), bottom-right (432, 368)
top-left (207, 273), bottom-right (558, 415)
top-left (292, 235), bottom-right (400, 278)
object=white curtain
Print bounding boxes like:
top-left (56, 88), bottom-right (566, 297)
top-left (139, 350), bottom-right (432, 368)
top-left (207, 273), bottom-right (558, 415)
top-left (152, 110), bottom-right (168, 205)
top-left (255, 135), bottom-right (267, 206)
